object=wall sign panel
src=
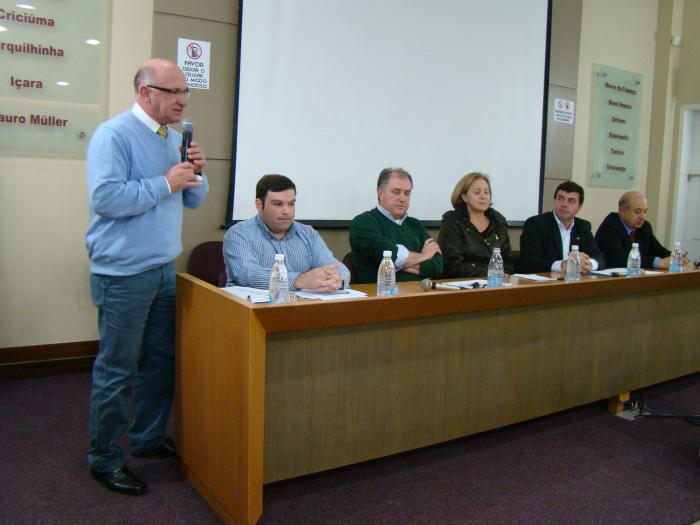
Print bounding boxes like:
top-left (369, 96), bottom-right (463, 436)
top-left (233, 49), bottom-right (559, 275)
top-left (0, 0), bottom-right (109, 157)
top-left (589, 64), bottom-right (643, 188)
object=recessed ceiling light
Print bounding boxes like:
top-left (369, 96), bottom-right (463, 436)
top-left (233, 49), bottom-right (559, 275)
top-left (56, 81), bottom-right (69, 86)
top-left (16, 3), bottom-right (36, 9)
top-left (85, 39), bottom-right (101, 46)
top-left (0, 26), bottom-right (7, 32)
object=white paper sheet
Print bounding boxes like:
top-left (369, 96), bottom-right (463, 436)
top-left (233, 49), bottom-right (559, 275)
top-left (221, 286), bottom-right (270, 303)
top-left (513, 273), bottom-right (557, 282)
top-left (295, 289), bottom-right (368, 301)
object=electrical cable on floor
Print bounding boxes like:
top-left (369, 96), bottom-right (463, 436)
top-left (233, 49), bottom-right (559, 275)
top-left (624, 397), bottom-right (700, 425)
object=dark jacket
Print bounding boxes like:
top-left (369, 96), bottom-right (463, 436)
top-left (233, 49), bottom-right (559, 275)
top-left (595, 212), bottom-right (670, 269)
top-left (438, 206), bottom-right (514, 277)
top-left (518, 211), bottom-right (605, 273)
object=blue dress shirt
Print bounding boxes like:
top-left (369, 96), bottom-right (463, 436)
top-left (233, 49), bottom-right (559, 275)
top-left (223, 215), bottom-right (350, 289)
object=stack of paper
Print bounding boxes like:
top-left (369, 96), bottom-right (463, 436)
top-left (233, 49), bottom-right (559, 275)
top-left (221, 286), bottom-right (270, 303)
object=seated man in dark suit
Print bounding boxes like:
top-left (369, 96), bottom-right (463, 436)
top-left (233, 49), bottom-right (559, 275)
top-left (594, 191), bottom-right (680, 269)
top-left (518, 181), bottom-right (604, 274)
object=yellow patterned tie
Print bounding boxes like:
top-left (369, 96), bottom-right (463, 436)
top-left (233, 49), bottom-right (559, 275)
top-left (156, 126), bottom-right (168, 139)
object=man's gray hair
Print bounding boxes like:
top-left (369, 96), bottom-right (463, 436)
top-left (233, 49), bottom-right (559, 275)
top-left (377, 167), bottom-right (413, 189)
top-left (133, 65), bottom-right (156, 93)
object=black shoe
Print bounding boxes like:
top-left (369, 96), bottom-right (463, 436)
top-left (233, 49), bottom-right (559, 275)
top-left (91, 465), bottom-right (147, 495)
top-left (132, 437), bottom-right (179, 459)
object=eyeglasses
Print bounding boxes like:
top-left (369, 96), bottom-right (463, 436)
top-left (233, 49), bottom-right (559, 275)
top-left (146, 84), bottom-right (191, 98)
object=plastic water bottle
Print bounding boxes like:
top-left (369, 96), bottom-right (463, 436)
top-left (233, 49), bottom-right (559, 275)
top-left (487, 247), bottom-right (504, 288)
top-left (376, 250), bottom-right (396, 297)
top-left (269, 253), bottom-right (289, 304)
top-left (670, 241), bottom-right (683, 273)
top-left (565, 245), bottom-right (582, 282)
top-left (627, 243), bottom-right (642, 276)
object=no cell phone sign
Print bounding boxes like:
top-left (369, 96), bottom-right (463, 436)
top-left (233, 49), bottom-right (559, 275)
top-left (178, 38), bottom-right (211, 90)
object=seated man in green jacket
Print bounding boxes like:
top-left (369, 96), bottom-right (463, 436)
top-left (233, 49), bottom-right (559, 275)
top-left (349, 167), bottom-right (444, 283)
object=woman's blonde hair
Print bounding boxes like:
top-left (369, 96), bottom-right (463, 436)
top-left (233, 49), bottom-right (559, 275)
top-left (450, 172), bottom-right (492, 209)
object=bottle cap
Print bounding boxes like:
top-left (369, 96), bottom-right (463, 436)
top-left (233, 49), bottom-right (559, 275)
top-left (383, 250), bottom-right (392, 257)
top-left (632, 242), bottom-right (639, 248)
top-left (571, 245), bottom-right (579, 251)
top-left (274, 253), bottom-right (285, 262)
top-left (673, 241), bottom-right (681, 247)
top-left (493, 247), bottom-right (501, 253)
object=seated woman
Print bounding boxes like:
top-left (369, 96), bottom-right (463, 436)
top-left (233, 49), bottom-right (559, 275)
top-left (438, 172), bottom-right (514, 277)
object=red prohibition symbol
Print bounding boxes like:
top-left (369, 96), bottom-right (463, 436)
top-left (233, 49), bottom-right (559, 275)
top-left (186, 43), bottom-right (203, 60)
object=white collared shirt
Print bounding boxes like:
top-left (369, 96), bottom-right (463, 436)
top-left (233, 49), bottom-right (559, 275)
top-left (376, 205), bottom-right (409, 269)
top-left (132, 102), bottom-right (163, 134)
top-left (551, 213), bottom-right (598, 273)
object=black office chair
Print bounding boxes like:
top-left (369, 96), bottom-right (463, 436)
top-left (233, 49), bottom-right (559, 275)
top-left (188, 241), bottom-right (227, 287)
top-left (342, 251), bottom-right (359, 285)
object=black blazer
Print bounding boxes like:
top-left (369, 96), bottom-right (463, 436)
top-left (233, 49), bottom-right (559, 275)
top-left (518, 212), bottom-right (605, 273)
top-left (438, 206), bottom-right (515, 277)
top-left (594, 212), bottom-right (670, 269)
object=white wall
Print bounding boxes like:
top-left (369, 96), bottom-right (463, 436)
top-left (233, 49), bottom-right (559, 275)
top-left (678, 110), bottom-right (700, 260)
top-left (571, 0), bottom-right (659, 229)
top-left (0, 1), bottom-right (154, 347)
top-left (691, 111), bottom-right (700, 172)
top-left (3, 0), bottom-right (694, 349)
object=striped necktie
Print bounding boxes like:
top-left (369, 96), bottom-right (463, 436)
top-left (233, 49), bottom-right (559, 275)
top-left (156, 126), bottom-right (168, 139)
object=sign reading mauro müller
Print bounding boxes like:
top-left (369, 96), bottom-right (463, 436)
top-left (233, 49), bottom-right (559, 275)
top-left (0, 0), bottom-right (109, 158)
top-left (590, 64), bottom-right (643, 189)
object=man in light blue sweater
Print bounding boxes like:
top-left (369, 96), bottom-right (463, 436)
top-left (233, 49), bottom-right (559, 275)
top-left (84, 58), bottom-right (208, 495)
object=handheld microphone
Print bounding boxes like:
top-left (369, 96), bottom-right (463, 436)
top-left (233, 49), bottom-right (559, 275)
top-left (420, 278), bottom-right (458, 292)
top-left (181, 119), bottom-right (194, 162)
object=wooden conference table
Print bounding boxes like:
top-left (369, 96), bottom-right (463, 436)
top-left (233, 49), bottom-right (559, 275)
top-left (175, 270), bottom-right (700, 525)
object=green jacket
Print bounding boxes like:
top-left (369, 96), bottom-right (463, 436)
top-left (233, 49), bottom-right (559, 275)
top-left (438, 206), bottom-right (514, 277)
top-left (349, 208), bottom-right (444, 284)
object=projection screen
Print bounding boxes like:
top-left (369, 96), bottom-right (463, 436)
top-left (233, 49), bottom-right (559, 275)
top-left (228, 0), bottom-right (550, 224)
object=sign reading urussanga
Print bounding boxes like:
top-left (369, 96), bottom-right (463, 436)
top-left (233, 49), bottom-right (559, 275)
top-left (0, 1), bottom-right (109, 157)
top-left (590, 64), bottom-right (643, 189)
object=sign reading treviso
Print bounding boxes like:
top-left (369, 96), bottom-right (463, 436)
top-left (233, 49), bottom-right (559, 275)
top-left (590, 64), bottom-right (643, 188)
top-left (0, 1), bottom-right (109, 157)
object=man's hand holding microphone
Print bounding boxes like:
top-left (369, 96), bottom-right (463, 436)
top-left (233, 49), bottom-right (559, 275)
top-left (165, 119), bottom-right (207, 192)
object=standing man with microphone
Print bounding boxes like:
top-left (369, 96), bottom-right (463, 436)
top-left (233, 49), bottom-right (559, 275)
top-left (84, 58), bottom-right (208, 495)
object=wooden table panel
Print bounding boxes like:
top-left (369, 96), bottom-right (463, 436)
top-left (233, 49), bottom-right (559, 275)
top-left (176, 270), bottom-right (700, 524)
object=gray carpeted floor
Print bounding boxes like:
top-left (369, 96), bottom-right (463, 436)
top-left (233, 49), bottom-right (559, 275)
top-left (2, 372), bottom-right (700, 524)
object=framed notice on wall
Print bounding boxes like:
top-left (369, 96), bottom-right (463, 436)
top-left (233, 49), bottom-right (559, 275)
top-left (0, 0), bottom-right (110, 158)
top-left (589, 64), bottom-right (643, 188)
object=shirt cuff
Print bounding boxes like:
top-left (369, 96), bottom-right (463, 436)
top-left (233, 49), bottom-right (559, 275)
top-left (653, 257), bottom-right (660, 269)
top-left (164, 176), bottom-right (172, 194)
top-left (394, 245), bottom-right (409, 270)
top-left (289, 271), bottom-right (302, 290)
top-left (551, 260), bottom-right (563, 273)
top-left (590, 259), bottom-right (599, 271)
